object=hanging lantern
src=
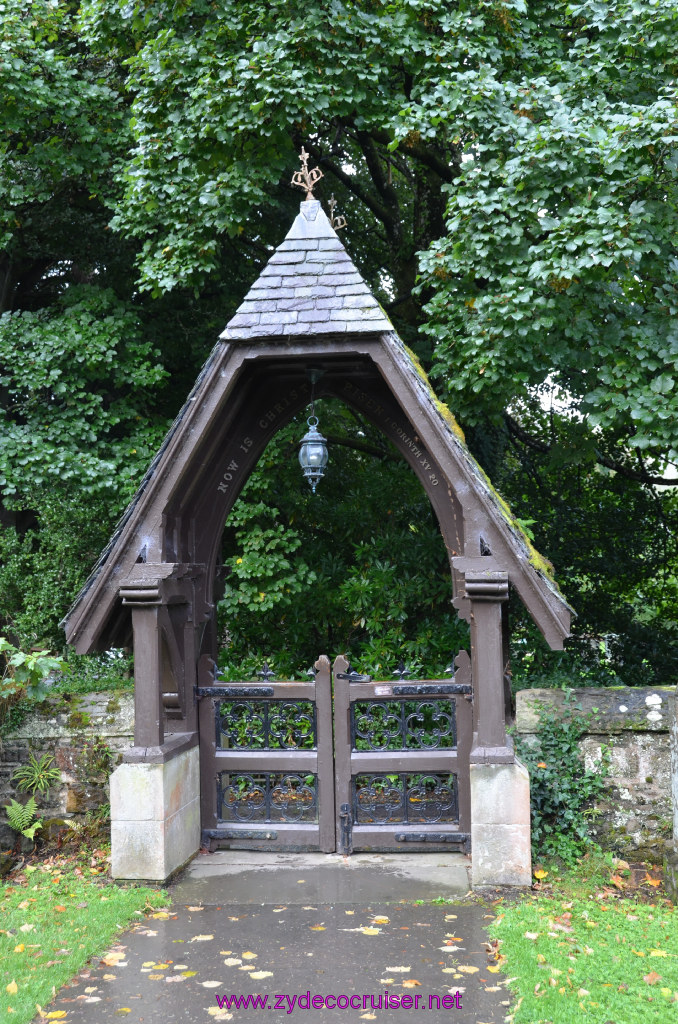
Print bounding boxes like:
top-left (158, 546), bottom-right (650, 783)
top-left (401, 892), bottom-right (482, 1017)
top-left (298, 416), bottom-right (328, 493)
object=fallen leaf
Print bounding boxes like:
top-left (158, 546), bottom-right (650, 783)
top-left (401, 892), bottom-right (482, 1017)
top-left (524, 932), bottom-right (539, 940)
top-left (223, 958), bottom-right (242, 967)
top-left (181, 971), bottom-right (197, 978)
top-left (142, 962), bottom-right (155, 968)
top-left (310, 926), bottom-right (326, 931)
top-left (643, 874), bottom-right (661, 888)
top-left (189, 934), bottom-right (214, 942)
top-left (385, 966), bottom-right (411, 973)
top-left (379, 978), bottom-right (394, 984)
top-left (272, 909), bottom-right (286, 913)
top-left (650, 950), bottom-right (668, 958)
top-left (6, 981), bottom-right (18, 995)
top-left (186, 906), bottom-right (204, 912)
top-left (206, 1009), bottom-right (233, 1020)
top-left (219, 951), bottom-right (232, 956)
top-left (644, 971), bottom-right (662, 985)
top-left (200, 981), bottom-right (222, 988)
top-left (241, 951), bottom-right (258, 959)
top-left (103, 975), bottom-right (116, 981)
top-left (444, 914), bottom-right (458, 921)
top-left (372, 916), bottom-right (390, 925)
top-left (458, 966), bottom-right (479, 974)
top-left (165, 975), bottom-right (186, 983)
top-left (45, 1013), bottom-right (69, 1020)
top-left (402, 979), bottom-right (421, 988)
top-left (239, 965), bottom-right (254, 971)
top-left (533, 869), bottom-right (548, 880)
top-left (152, 912), bottom-right (170, 920)
top-left (13, 944), bottom-right (24, 953)
top-left (360, 1014), bottom-right (377, 1019)
top-left (19, 923), bottom-right (34, 933)
top-left (84, 987), bottom-right (98, 994)
top-left (486, 966), bottom-right (501, 973)
top-left (148, 974), bottom-right (165, 980)
top-left (54, 906), bottom-right (67, 912)
top-left (441, 968), bottom-right (458, 974)
top-left (250, 971), bottom-right (274, 980)
top-left (345, 910), bottom-right (355, 915)
top-left (114, 1011), bottom-right (131, 1016)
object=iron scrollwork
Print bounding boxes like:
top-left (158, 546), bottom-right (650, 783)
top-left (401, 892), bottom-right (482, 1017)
top-left (352, 699), bottom-right (457, 751)
top-left (353, 772), bottom-right (459, 825)
top-left (217, 699), bottom-right (317, 750)
top-left (218, 771), bottom-right (318, 824)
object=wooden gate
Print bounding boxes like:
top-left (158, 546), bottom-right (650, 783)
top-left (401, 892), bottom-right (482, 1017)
top-left (198, 653), bottom-right (471, 853)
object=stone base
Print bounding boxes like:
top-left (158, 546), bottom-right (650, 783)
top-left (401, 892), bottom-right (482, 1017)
top-left (470, 759), bottom-right (531, 887)
top-left (110, 745), bottom-right (200, 881)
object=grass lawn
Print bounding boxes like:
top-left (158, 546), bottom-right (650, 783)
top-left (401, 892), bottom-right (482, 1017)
top-left (1, 851), bottom-right (166, 1023)
top-left (492, 860), bottom-right (678, 1023)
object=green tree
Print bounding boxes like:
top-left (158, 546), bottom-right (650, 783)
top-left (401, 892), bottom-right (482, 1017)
top-left (0, 0), bottom-right (675, 686)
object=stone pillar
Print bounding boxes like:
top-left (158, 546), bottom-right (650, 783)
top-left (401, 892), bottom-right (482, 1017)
top-left (470, 760), bottom-right (532, 886)
top-left (110, 745), bottom-right (200, 881)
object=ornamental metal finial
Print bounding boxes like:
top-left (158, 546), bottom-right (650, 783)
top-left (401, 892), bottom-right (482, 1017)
top-left (291, 146), bottom-right (323, 199)
top-left (328, 194), bottom-right (347, 231)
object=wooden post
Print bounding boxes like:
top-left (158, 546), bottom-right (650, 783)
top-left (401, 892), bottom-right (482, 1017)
top-left (465, 571), bottom-right (512, 763)
top-left (130, 605), bottom-right (164, 749)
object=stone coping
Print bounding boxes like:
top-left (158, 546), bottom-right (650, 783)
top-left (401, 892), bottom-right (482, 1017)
top-left (515, 686), bottom-right (676, 734)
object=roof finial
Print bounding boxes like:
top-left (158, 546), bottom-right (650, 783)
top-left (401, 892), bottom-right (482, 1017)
top-left (291, 146), bottom-right (323, 200)
top-left (328, 194), bottom-right (347, 231)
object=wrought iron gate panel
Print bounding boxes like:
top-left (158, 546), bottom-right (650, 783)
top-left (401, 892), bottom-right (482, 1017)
top-left (332, 655), bottom-right (472, 853)
top-left (198, 655), bottom-right (335, 851)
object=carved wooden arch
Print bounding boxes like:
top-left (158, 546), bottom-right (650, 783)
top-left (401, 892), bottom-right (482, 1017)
top-left (159, 354), bottom-right (466, 672)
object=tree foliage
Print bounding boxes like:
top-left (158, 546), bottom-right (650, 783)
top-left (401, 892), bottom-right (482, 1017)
top-left (0, 0), bottom-right (675, 686)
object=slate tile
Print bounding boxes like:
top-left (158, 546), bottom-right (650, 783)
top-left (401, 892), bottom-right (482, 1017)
top-left (336, 283), bottom-right (368, 295)
top-left (251, 275), bottom-right (282, 288)
top-left (276, 298), bottom-right (315, 311)
top-left (294, 285), bottom-right (333, 297)
top-left (277, 239), bottom-right (320, 251)
top-left (341, 294), bottom-right (379, 309)
top-left (268, 250), bottom-right (306, 264)
top-left (282, 321), bottom-right (312, 334)
top-left (239, 300), bottom-right (278, 313)
top-left (319, 238), bottom-right (343, 250)
top-left (322, 274), bottom-right (361, 287)
top-left (228, 313), bottom-right (261, 327)
top-left (260, 311), bottom-right (298, 325)
top-left (298, 309), bottom-right (331, 322)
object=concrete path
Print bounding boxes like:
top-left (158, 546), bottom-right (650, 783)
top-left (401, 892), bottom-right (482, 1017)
top-left (39, 852), bottom-right (512, 1023)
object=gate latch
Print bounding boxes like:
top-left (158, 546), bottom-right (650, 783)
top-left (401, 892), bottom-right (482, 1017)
top-left (336, 666), bottom-right (372, 683)
top-left (339, 803), bottom-right (353, 856)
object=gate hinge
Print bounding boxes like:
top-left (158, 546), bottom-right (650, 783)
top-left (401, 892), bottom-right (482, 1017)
top-left (339, 803), bottom-right (353, 856)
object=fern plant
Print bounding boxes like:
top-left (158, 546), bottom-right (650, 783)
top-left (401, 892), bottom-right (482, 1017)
top-left (12, 752), bottom-right (61, 795)
top-left (5, 796), bottom-right (42, 839)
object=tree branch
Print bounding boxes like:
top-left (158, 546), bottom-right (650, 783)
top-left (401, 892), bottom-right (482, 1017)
top-left (504, 412), bottom-right (678, 486)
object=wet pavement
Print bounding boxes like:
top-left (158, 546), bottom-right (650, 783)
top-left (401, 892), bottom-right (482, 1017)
top-left (37, 852), bottom-right (512, 1023)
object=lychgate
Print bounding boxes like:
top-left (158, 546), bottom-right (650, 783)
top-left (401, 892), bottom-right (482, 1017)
top-left (62, 196), bottom-right (572, 885)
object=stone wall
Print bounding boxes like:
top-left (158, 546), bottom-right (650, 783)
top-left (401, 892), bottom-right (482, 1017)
top-left (0, 691), bottom-right (133, 849)
top-left (516, 686), bottom-right (676, 860)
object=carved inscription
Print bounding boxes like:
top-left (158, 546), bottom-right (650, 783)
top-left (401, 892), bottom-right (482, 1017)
top-left (343, 382), bottom-right (439, 486)
top-left (215, 386), bottom-right (308, 496)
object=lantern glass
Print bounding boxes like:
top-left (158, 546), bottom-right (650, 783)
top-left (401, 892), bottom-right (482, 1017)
top-left (299, 417), bottom-right (328, 493)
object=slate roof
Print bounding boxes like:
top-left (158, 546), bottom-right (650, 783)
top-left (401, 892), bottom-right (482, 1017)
top-left (221, 199), bottom-right (393, 340)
